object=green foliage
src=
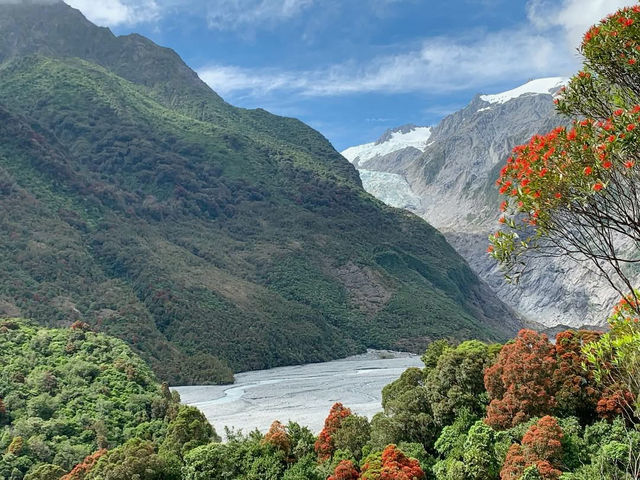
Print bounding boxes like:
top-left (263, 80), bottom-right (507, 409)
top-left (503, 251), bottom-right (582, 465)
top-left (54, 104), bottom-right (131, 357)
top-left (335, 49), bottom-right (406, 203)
top-left (0, 319), bottom-right (191, 479)
top-left (159, 406), bottom-right (218, 461)
top-left (333, 414), bottom-right (371, 461)
top-left (282, 454), bottom-right (323, 480)
top-left (182, 443), bottom-right (233, 480)
top-left (425, 340), bottom-right (493, 426)
top-left (22, 464), bottom-right (65, 480)
top-left (182, 430), bottom-right (288, 480)
top-left (84, 438), bottom-right (180, 480)
top-left (286, 422), bottom-right (316, 461)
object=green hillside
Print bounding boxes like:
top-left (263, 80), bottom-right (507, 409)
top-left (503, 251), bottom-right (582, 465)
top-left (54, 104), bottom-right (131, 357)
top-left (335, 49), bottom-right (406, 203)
top-left (0, 2), bottom-right (518, 385)
top-left (0, 318), bottom-right (210, 479)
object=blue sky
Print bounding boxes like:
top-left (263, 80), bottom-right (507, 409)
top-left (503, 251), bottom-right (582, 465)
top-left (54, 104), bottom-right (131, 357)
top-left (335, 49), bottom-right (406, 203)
top-left (65, 0), bottom-right (636, 150)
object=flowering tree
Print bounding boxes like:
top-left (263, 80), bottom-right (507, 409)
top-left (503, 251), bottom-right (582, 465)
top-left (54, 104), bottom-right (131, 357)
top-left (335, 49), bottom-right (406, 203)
top-left (329, 460), bottom-right (361, 480)
top-left (484, 330), bottom-right (558, 430)
top-left (262, 420), bottom-right (291, 455)
top-left (500, 416), bottom-right (564, 480)
top-left (360, 445), bottom-right (425, 480)
top-left (489, 5), bottom-right (640, 306)
top-left (60, 450), bottom-right (107, 480)
top-left (315, 403), bottom-right (352, 460)
top-left (485, 329), bottom-right (603, 429)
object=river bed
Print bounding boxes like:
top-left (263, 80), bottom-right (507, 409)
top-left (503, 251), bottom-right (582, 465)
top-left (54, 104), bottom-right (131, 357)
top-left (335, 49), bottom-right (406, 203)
top-left (174, 350), bottom-right (422, 436)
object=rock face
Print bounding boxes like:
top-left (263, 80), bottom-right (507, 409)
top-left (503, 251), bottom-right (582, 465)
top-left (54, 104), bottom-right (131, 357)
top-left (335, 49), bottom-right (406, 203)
top-left (342, 78), bottom-right (619, 328)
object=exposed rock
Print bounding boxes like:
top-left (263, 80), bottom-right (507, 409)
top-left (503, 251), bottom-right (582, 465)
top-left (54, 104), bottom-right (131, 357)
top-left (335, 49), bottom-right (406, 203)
top-left (334, 262), bottom-right (392, 314)
top-left (342, 79), bottom-right (621, 328)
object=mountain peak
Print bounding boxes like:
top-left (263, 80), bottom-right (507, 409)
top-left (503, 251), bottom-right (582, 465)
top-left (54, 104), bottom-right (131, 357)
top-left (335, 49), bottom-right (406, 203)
top-left (342, 125), bottom-right (432, 166)
top-left (479, 77), bottom-right (569, 105)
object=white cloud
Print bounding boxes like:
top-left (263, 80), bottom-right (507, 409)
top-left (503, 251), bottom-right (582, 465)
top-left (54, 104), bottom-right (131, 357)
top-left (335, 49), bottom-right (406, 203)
top-left (205, 0), bottom-right (314, 31)
top-left (64, 0), bottom-right (159, 26)
top-left (62, 0), bottom-right (314, 30)
top-left (198, 0), bottom-right (639, 99)
top-left (527, 0), bottom-right (637, 50)
top-left (200, 29), bottom-right (568, 97)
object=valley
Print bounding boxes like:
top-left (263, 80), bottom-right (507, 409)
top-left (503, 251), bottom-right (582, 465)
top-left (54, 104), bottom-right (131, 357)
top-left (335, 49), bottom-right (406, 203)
top-left (176, 350), bottom-right (423, 436)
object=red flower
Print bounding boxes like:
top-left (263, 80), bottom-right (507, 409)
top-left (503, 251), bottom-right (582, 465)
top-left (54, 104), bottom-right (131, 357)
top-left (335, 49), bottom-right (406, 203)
top-left (625, 161), bottom-right (635, 168)
top-left (555, 192), bottom-right (562, 199)
top-left (603, 161), bottom-right (613, 169)
top-left (627, 124), bottom-right (636, 131)
top-left (593, 183), bottom-right (604, 191)
top-left (583, 166), bottom-right (593, 175)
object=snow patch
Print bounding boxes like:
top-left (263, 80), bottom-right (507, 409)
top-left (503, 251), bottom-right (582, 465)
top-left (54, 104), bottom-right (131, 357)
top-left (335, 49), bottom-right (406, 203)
top-left (477, 106), bottom-right (492, 113)
top-left (480, 77), bottom-right (569, 105)
top-left (342, 126), bottom-right (431, 166)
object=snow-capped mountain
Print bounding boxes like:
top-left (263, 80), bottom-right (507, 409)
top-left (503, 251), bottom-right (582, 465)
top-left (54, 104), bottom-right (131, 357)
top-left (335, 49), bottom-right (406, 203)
top-left (478, 77), bottom-right (569, 105)
top-left (342, 77), bottom-right (617, 329)
top-left (342, 125), bottom-right (432, 168)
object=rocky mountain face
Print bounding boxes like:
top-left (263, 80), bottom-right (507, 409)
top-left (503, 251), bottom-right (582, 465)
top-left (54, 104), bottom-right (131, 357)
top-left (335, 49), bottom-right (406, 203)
top-left (0, 2), bottom-right (520, 384)
top-left (343, 78), bottom-right (619, 329)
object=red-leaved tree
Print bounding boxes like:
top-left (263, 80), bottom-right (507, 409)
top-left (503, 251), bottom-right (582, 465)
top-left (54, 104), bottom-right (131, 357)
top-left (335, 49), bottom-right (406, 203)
top-left (61, 449), bottom-right (107, 480)
top-left (329, 460), bottom-right (361, 480)
top-left (262, 420), bottom-right (290, 455)
top-left (485, 330), bottom-right (558, 429)
top-left (500, 416), bottom-right (564, 480)
top-left (485, 329), bottom-right (605, 429)
top-left (379, 445), bottom-right (425, 480)
top-left (315, 402), bottom-right (352, 460)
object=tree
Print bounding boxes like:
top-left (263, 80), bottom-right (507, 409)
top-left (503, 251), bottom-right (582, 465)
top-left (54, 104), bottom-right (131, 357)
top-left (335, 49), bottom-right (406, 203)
top-left (262, 420), bottom-right (291, 455)
top-left (462, 421), bottom-right (500, 480)
top-left (582, 298), bottom-right (640, 478)
top-left (379, 444), bottom-right (425, 480)
top-left (361, 445), bottom-right (425, 480)
top-left (182, 443), bottom-right (235, 480)
top-left (425, 340), bottom-right (493, 427)
top-left (333, 415), bottom-right (371, 461)
top-left (584, 295), bottom-right (640, 422)
top-left (329, 460), bottom-right (360, 480)
top-left (286, 422), bottom-right (316, 460)
top-left (0, 396), bottom-right (6, 424)
top-left (552, 330), bottom-right (602, 423)
top-left (60, 450), bottom-right (106, 480)
top-left (489, 4), bottom-right (640, 306)
top-left (159, 405), bottom-right (218, 461)
top-left (84, 439), bottom-right (180, 480)
top-left (500, 416), bottom-right (564, 480)
top-left (24, 464), bottom-right (66, 480)
top-left (315, 403), bottom-right (352, 460)
top-left (485, 330), bottom-right (557, 430)
top-left (282, 454), bottom-right (324, 480)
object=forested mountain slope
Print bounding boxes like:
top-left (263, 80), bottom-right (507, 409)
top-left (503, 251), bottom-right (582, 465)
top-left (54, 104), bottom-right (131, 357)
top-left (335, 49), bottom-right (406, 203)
top-left (0, 2), bottom-right (519, 384)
